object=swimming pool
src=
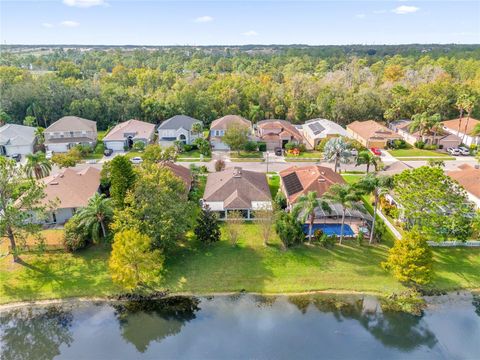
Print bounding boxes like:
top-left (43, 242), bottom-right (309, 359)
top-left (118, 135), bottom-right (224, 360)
top-left (302, 223), bottom-right (355, 237)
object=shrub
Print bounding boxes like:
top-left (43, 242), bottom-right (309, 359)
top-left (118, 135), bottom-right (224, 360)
top-left (414, 140), bottom-right (425, 149)
top-left (314, 229), bottom-right (335, 248)
top-left (423, 144), bottom-right (438, 150)
top-left (173, 140), bottom-right (185, 153)
top-left (258, 142), bottom-right (267, 152)
top-left (132, 141), bottom-right (145, 151)
top-left (275, 211), bottom-right (304, 249)
top-left (244, 141), bottom-right (258, 152)
top-left (274, 190), bottom-right (287, 210)
top-left (390, 139), bottom-right (407, 149)
top-left (315, 138), bottom-right (329, 152)
top-left (63, 216), bottom-right (90, 252)
top-left (199, 165), bottom-right (208, 173)
top-left (284, 142), bottom-right (296, 151)
top-left (193, 138), bottom-right (211, 156)
top-left (51, 148), bottom-right (82, 168)
top-left (194, 206), bottom-right (221, 245)
top-left (356, 231), bottom-right (364, 246)
top-left (215, 159), bottom-right (225, 172)
top-left (75, 144), bottom-right (93, 156)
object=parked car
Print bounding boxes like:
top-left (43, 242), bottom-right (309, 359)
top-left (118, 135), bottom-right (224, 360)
top-left (370, 147), bottom-right (382, 156)
top-left (130, 156), bottom-right (143, 164)
top-left (274, 147), bottom-right (283, 156)
top-left (103, 148), bottom-right (113, 156)
top-left (458, 147), bottom-right (470, 156)
top-left (447, 147), bottom-right (461, 156)
top-left (10, 153), bottom-right (21, 162)
top-left (45, 150), bottom-right (53, 160)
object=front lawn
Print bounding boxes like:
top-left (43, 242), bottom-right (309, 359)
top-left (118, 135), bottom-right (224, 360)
top-left (285, 151), bottom-right (323, 159)
top-left (230, 151), bottom-right (264, 159)
top-left (388, 149), bottom-right (452, 158)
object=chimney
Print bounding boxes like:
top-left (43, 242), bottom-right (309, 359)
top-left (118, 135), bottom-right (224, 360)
top-left (233, 167), bottom-right (242, 178)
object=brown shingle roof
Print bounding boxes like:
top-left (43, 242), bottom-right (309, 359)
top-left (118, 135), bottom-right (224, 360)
top-left (447, 164), bottom-right (480, 199)
top-left (347, 120), bottom-right (400, 141)
top-left (210, 115), bottom-right (252, 131)
top-left (161, 162), bottom-right (192, 191)
top-left (103, 119), bottom-right (155, 142)
top-left (45, 116), bottom-right (97, 133)
top-left (42, 167), bottom-right (100, 209)
top-left (257, 119), bottom-right (303, 141)
top-left (279, 165), bottom-right (346, 203)
top-left (203, 167), bottom-right (271, 209)
top-left (442, 118), bottom-right (480, 136)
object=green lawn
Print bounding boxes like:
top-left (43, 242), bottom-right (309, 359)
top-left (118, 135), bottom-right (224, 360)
top-left (286, 151), bottom-right (323, 159)
top-left (388, 149), bottom-right (452, 158)
top-left (267, 174), bottom-right (280, 197)
top-left (125, 151), bottom-right (144, 159)
top-left (394, 157), bottom-right (455, 161)
top-left (230, 151), bottom-right (264, 159)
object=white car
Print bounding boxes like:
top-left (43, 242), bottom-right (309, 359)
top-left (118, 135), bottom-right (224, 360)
top-left (458, 147), bottom-right (470, 156)
top-left (447, 148), bottom-right (461, 156)
top-left (45, 150), bottom-right (53, 159)
top-left (130, 156), bottom-right (143, 164)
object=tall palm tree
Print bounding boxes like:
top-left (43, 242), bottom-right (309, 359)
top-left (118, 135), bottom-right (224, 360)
top-left (409, 112), bottom-right (430, 140)
top-left (357, 174), bottom-right (393, 244)
top-left (429, 115), bottom-right (443, 145)
top-left (295, 191), bottom-right (330, 244)
top-left (462, 97), bottom-right (475, 144)
top-left (76, 193), bottom-right (113, 241)
top-left (322, 184), bottom-right (363, 244)
top-left (355, 150), bottom-right (380, 173)
top-left (35, 127), bottom-right (45, 145)
top-left (25, 151), bottom-right (51, 179)
top-left (455, 93), bottom-right (470, 138)
top-left (323, 137), bottom-right (352, 173)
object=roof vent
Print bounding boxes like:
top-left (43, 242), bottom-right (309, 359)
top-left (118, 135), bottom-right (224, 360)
top-left (50, 181), bottom-right (59, 185)
top-left (318, 178), bottom-right (326, 182)
top-left (233, 167), bottom-right (242, 178)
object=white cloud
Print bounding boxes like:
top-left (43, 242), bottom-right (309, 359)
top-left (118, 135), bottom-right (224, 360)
top-left (242, 30), bottom-right (258, 36)
top-left (60, 20), bottom-right (80, 28)
top-left (63, 0), bottom-right (107, 8)
top-left (42, 23), bottom-right (54, 28)
top-left (392, 5), bottom-right (419, 14)
top-left (194, 16), bottom-right (213, 23)
top-left (355, 13), bottom-right (366, 19)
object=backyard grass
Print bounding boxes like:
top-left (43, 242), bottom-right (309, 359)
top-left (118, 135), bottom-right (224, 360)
top-left (267, 174), bottom-right (280, 197)
top-left (388, 149), bottom-right (452, 158)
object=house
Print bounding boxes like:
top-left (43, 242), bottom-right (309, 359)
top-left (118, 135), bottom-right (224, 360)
top-left (157, 115), bottom-right (202, 147)
top-left (279, 165), bottom-right (345, 205)
top-left (0, 124), bottom-right (36, 156)
top-left (442, 118), bottom-right (480, 147)
top-left (347, 120), bottom-right (401, 149)
top-left (44, 116), bottom-right (97, 153)
top-left (103, 119), bottom-right (156, 151)
top-left (447, 164), bottom-right (480, 209)
top-left (256, 119), bottom-right (304, 150)
top-left (389, 119), bottom-right (461, 149)
top-left (209, 115), bottom-right (252, 150)
top-left (161, 161), bottom-right (193, 192)
top-left (202, 167), bottom-right (272, 219)
top-left (302, 118), bottom-right (350, 149)
top-left (40, 166), bottom-right (101, 224)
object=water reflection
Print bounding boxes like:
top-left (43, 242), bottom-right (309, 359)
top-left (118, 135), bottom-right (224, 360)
top-left (0, 306), bottom-right (73, 360)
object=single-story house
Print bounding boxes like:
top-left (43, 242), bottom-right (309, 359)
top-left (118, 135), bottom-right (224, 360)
top-left (103, 119), bottom-right (156, 151)
top-left (202, 167), bottom-right (272, 219)
top-left (210, 115), bottom-right (252, 150)
top-left (44, 116), bottom-right (97, 153)
top-left (442, 117), bottom-right (480, 147)
top-left (161, 161), bottom-right (193, 192)
top-left (40, 166), bottom-right (101, 224)
top-left (0, 124), bottom-right (36, 156)
top-left (157, 115), bottom-right (202, 147)
top-left (447, 164), bottom-right (480, 209)
top-left (302, 118), bottom-right (350, 149)
top-left (279, 165), bottom-right (346, 205)
top-left (389, 119), bottom-right (461, 149)
top-left (347, 120), bottom-right (402, 149)
top-left (256, 119), bottom-right (304, 150)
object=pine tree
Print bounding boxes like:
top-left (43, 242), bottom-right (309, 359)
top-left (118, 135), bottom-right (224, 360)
top-left (194, 205), bottom-right (221, 245)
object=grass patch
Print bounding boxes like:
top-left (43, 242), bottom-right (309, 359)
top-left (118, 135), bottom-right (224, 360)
top-left (178, 150), bottom-right (203, 159)
top-left (388, 149), bottom-right (451, 158)
top-left (231, 158), bottom-right (264, 162)
top-left (125, 151), bottom-right (144, 159)
top-left (97, 130), bottom-right (108, 141)
top-left (285, 151), bottom-right (323, 159)
top-left (267, 174), bottom-right (280, 197)
top-left (395, 157), bottom-right (455, 161)
top-left (230, 151), bottom-right (263, 159)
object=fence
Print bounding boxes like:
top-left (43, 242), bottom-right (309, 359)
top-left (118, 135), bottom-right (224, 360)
top-left (427, 240), bottom-right (480, 247)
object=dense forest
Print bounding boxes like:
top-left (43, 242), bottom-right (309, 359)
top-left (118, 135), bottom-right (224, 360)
top-left (0, 44), bottom-right (479, 130)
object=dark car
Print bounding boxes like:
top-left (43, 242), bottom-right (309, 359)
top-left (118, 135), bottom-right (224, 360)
top-left (103, 148), bottom-right (113, 156)
top-left (10, 153), bottom-right (21, 162)
top-left (274, 147), bottom-right (283, 156)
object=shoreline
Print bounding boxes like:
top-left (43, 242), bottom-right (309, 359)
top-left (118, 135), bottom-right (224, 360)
top-left (1, 288), bottom-right (478, 311)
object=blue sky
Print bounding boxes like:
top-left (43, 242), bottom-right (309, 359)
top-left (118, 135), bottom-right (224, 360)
top-left (1, 0), bottom-right (479, 45)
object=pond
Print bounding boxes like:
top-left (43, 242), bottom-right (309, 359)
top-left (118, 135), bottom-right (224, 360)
top-left (1, 293), bottom-right (479, 359)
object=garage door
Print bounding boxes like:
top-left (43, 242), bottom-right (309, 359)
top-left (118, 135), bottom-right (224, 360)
top-left (104, 141), bottom-right (125, 151)
top-left (211, 141), bottom-right (230, 150)
top-left (47, 143), bottom-right (69, 153)
top-left (5, 144), bottom-right (33, 156)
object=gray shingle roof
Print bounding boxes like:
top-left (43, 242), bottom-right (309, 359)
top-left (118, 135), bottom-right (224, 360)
top-left (0, 124), bottom-right (36, 146)
top-left (158, 115), bottom-right (201, 131)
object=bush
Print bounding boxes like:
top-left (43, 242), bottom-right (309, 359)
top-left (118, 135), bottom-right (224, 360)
top-left (414, 140), bottom-right (425, 149)
top-left (390, 139), bottom-right (407, 149)
top-left (193, 138), bottom-right (211, 156)
top-left (315, 138), bottom-right (329, 152)
top-left (258, 142), bottom-right (267, 152)
top-left (215, 159), bottom-right (225, 172)
top-left (132, 141), bottom-right (145, 151)
top-left (356, 231), bottom-right (364, 246)
top-left (274, 191), bottom-right (287, 210)
top-left (275, 211), bottom-right (304, 249)
top-left (194, 206), bottom-right (221, 245)
top-left (75, 144), bottom-right (93, 156)
top-left (423, 144), bottom-right (438, 150)
top-left (63, 216), bottom-right (90, 252)
top-left (244, 141), bottom-right (258, 152)
top-left (284, 142), bottom-right (296, 151)
top-left (51, 148), bottom-right (82, 168)
top-left (314, 229), bottom-right (335, 248)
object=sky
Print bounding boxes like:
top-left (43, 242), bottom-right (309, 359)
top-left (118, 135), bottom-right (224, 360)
top-left (0, 0), bottom-right (479, 45)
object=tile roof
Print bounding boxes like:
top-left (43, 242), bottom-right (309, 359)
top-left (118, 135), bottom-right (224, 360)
top-left (210, 115), bottom-right (252, 131)
top-left (203, 167), bottom-right (271, 209)
top-left (45, 116), bottom-right (96, 132)
top-left (42, 167), bottom-right (100, 209)
top-left (442, 118), bottom-right (480, 136)
top-left (279, 165), bottom-right (346, 203)
top-left (161, 161), bottom-right (192, 191)
top-left (257, 119), bottom-right (303, 141)
top-left (447, 164), bottom-right (480, 199)
top-left (158, 115), bottom-right (201, 131)
top-left (0, 124), bottom-right (36, 146)
top-left (347, 120), bottom-right (401, 141)
top-left (103, 119), bottom-right (156, 142)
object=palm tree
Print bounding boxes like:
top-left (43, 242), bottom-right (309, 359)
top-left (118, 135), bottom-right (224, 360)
top-left (462, 97), bottom-right (475, 144)
top-left (191, 122), bottom-right (203, 137)
top-left (357, 174), bottom-right (393, 244)
top-left (322, 184), bottom-right (363, 244)
top-left (455, 93), bottom-right (470, 138)
top-left (295, 191), bottom-right (330, 244)
top-left (410, 112), bottom-right (431, 140)
top-left (25, 151), bottom-right (51, 179)
top-left (35, 127), bottom-right (45, 145)
top-left (429, 115), bottom-right (443, 145)
top-left (355, 150), bottom-right (380, 173)
top-left (323, 137), bottom-right (352, 173)
top-left (76, 193), bottom-right (113, 241)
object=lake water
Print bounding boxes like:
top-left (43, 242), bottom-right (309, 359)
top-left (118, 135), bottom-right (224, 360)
top-left (1, 294), bottom-right (479, 359)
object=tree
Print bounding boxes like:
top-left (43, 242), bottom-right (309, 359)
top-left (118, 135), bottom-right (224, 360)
top-left (51, 148), bottom-right (81, 168)
top-left (225, 210), bottom-right (243, 246)
top-left (25, 151), bottom-right (51, 179)
top-left (193, 137), bottom-right (211, 156)
top-left (394, 166), bottom-right (474, 241)
top-left (382, 230), bottom-right (433, 287)
top-left (456, 92), bottom-right (475, 141)
top-left (191, 122), bottom-right (203, 137)
top-left (295, 191), bottom-right (329, 244)
top-left (215, 159), bottom-right (225, 172)
top-left (427, 159), bottom-right (445, 168)
top-left (254, 206), bottom-right (275, 246)
top-left (142, 144), bottom-right (177, 163)
top-left (109, 229), bottom-right (164, 292)
top-left (75, 193), bottom-right (113, 241)
top-left (410, 112), bottom-right (442, 144)
top-left (323, 137), bottom-right (352, 173)
top-left (275, 207), bottom-right (304, 250)
top-left (0, 158), bottom-right (47, 261)
top-left (222, 123), bottom-right (249, 155)
top-left (110, 155), bottom-right (136, 208)
top-left (357, 174), bottom-right (393, 244)
top-left (35, 127), bottom-right (45, 146)
top-left (356, 150), bottom-right (380, 173)
top-left (322, 183), bottom-right (363, 244)
top-left (23, 115), bottom-right (37, 127)
top-left (473, 123), bottom-right (480, 136)
top-left (194, 205), bottom-right (221, 245)
top-left (63, 215), bottom-right (90, 252)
